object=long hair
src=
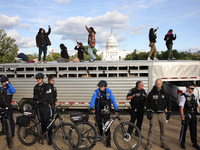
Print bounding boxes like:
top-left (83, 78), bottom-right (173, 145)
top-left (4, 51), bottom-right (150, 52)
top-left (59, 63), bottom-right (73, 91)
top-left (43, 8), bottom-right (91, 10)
top-left (60, 43), bottom-right (67, 51)
top-left (149, 28), bottom-right (154, 36)
top-left (89, 27), bottom-right (96, 34)
top-left (78, 42), bottom-right (84, 49)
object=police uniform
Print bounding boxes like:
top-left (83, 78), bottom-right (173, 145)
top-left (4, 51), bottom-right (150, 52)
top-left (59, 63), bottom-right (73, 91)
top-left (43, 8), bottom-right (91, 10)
top-left (48, 83), bottom-right (57, 111)
top-left (179, 92), bottom-right (199, 146)
top-left (33, 82), bottom-right (52, 141)
top-left (90, 88), bottom-right (119, 143)
top-left (0, 82), bottom-right (16, 136)
top-left (127, 88), bottom-right (147, 135)
top-left (146, 85), bottom-right (171, 147)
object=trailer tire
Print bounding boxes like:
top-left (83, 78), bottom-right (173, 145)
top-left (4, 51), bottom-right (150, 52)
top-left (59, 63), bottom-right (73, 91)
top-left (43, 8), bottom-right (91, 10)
top-left (20, 100), bottom-right (32, 112)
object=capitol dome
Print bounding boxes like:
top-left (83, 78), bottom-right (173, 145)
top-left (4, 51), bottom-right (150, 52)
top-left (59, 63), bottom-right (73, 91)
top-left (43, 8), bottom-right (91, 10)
top-left (106, 31), bottom-right (119, 51)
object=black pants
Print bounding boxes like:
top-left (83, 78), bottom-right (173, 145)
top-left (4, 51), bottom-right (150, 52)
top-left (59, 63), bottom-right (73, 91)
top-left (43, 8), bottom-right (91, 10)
top-left (39, 105), bottom-right (52, 140)
top-left (128, 106), bottom-right (144, 134)
top-left (1, 107), bottom-right (15, 136)
top-left (95, 111), bottom-right (111, 142)
top-left (38, 46), bottom-right (47, 61)
top-left (180, 113), bottom-right (197, 144)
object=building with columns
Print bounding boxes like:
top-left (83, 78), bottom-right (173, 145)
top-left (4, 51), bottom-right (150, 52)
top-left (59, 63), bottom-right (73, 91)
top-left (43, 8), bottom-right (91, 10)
top-left (97, 31), bottom-right (133, 61)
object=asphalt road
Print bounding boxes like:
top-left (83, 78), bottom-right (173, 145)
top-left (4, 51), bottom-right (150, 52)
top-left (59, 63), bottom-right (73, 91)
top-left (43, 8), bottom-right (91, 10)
top-left (1, 112), bottom-right (200, 150)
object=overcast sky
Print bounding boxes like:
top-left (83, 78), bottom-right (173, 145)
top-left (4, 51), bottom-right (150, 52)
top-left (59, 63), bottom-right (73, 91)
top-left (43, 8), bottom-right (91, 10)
top-left (1, 0), bottom-right (200, 55)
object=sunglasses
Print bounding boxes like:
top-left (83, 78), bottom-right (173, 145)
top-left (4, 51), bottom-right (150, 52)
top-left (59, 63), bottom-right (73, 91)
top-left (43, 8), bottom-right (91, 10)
top-left (190, 88), bottom-right (194, 90)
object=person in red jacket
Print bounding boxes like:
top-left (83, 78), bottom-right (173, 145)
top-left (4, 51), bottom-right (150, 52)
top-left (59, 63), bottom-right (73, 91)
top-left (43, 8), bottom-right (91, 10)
top-left (85, 25), bottom-right (96, 62)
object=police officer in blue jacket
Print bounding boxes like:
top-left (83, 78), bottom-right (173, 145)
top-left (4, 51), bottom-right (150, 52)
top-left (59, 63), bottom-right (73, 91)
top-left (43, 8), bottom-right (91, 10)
top-left (33, 73), bottom-right (53, 145)
top-left (90, 80), bottom-right (119, 148)
top-left (0, 76), bottom-right (16, 137)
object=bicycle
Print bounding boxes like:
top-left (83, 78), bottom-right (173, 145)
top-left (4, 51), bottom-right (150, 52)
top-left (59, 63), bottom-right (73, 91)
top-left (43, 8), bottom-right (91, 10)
top-left (74, 106), bottom-right (142, 150)
top-left (0, 106), bottom-right (12, 149)
top-left (17, 104), bottom-right (81, 150)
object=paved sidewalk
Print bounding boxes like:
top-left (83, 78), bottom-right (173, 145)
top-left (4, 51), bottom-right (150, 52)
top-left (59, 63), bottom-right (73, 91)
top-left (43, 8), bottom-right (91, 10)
top-left (1, 114), bottom-right (200, 150)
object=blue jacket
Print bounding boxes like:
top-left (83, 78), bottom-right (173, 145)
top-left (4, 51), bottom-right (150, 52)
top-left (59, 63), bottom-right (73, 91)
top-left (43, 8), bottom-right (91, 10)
top-left (90, 88), bottom-right (119, 111)
top-left (1, 83), bottom-right (16, 95)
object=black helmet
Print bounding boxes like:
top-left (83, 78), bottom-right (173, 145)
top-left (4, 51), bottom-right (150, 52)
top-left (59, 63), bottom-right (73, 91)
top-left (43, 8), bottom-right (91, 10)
top-left (35, 73), bottom-right (44, 79)
top-left (1, 76), bottom-right (9, 82)
top-left (97, 80), bottom-right (107, 87)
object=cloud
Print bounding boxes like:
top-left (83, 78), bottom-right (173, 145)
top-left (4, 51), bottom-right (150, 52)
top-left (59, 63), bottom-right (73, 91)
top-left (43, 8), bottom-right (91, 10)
top-left (0, 14), bottom-right (31, 30)
top-left (129, 25), bottom-right (151, 35)
top-left (56, 0), bottom-right (71, 4)
top-left (53, 11), bottom-right (130, 47)
top-left (7, 30), bottom-right (35, 48)
top-left (0, 15), bottom-right (20, 29)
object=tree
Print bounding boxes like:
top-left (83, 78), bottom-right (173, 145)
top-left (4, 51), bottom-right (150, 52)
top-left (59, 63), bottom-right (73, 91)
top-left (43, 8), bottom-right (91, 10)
top-left (0, 29), bottom-right (18, 63)
top-left (46, 52), bottom-right (61, 61)
top-left (27, 53), bottom-right (38, 61)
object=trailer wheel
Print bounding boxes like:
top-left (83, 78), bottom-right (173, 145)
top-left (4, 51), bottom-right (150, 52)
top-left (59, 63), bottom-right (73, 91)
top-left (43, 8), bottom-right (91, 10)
top-left (20, 100), bottom-right (32, 112)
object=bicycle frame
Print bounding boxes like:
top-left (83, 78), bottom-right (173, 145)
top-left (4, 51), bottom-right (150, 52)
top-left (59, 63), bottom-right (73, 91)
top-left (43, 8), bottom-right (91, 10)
top-left (35, 104), bottom-right (67, 140)
top-left (93, 113), bottom-right (125, 141)
top-left (0, 107), bottom-right (9, 132)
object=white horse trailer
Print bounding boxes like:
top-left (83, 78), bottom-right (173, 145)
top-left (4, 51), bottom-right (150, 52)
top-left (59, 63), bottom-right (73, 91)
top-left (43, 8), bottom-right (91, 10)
top-left (0, 60), bottom-right (199, 111)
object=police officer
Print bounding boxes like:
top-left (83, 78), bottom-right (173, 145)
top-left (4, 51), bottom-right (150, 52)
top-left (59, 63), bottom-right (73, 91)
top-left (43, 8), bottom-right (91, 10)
top-left (126, 81), bottom-right (147, 137)
top-left (48, 76), bottom-right (57, 112)
top-left (0, 76), bottom-right (16, 137)
top-left (145, 79), bottom-right (171, 150)
top-left (179, 83), bottom-right (200, 150)
top-left (33, 73), bottom-right (53, 145)
top-left (90, 80), bottom-right (119, 148)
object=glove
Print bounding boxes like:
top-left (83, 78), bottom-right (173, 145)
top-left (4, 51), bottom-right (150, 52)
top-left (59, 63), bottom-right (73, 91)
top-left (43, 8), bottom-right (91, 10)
top-left (181, 120), bottom-right (185, 125)
top-left (166, 112), bottom-right (171, 120)
top-left (147, 111), bottom-right (152, 120)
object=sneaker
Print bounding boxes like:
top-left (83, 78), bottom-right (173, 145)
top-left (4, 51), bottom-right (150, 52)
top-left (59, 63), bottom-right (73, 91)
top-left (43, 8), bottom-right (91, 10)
top-left (168, 58), bottom-right (171, 61)
top-left (43, 61), bottom-right (47, 63)
top-left (171, 57), bottom-right (176, 60)
top-left (161, 144), bottom-right (170, 150)
top-left (180, 143), bottom-right (186, 149)
top-left (106, 141), bottom-right (111, 148)
top-left (154, 57), bottom-right (159, 61)
top-left (0, 131), bottom-right (5, 136)
top-left (37, 61), bottom-right (41, 63)
top-left (193, 143), bottom-right (200, 150)
top-left (147, 57), bottom-right (152, 61)
top-left (145, 143), bottom-right (152, 150)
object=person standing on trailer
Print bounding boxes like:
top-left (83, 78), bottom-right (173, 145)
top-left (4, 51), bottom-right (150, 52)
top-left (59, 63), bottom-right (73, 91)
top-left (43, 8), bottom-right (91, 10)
top-left (126, 81), bottom-right (147, 137)
top-left (147, 27), bottom-right (159, 61)
top-left (164, 29), bottom-right (177, 60)
top-left (36, 25), bottom-right (51, 63)
top-left (85, 25), bottom-right (96, 62)
top-left (90, 80), bottom-right (119, 148)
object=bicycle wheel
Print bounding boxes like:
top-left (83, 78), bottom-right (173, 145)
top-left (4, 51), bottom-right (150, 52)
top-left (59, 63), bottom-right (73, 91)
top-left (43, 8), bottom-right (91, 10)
top-left (114, 122), bottom-right (142, 150)
top-left (75, 121), bottom-right (97, 150)
top-left (17, 118), bottom-right (39, 146)
top-left (53, 122), bottom-right (81, 150)
top-left (5, 119), bottom-right (12, 149)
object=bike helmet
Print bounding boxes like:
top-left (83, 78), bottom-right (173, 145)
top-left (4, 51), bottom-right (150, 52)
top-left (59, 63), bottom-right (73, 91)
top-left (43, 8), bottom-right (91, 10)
top-left (1, 76), bottom-right (9, 82)
top-left (35, 73), bottom-right (44, 79)
top-left (97, 80), bottom-right (107, 87)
